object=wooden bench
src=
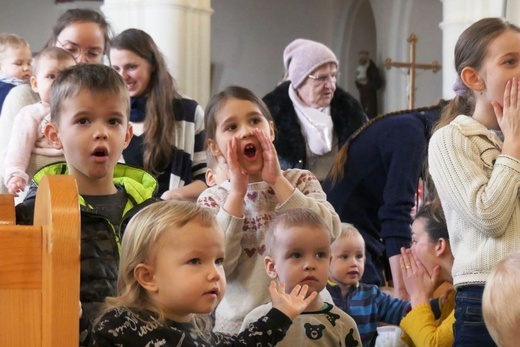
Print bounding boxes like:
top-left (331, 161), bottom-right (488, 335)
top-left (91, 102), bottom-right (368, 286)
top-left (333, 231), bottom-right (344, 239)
top-left (0, 175), bottom-right (80, 346)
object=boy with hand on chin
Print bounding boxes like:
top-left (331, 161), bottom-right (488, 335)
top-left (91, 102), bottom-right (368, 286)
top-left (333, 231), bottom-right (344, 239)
top-left (240, 208), bottom-right (361, 346)
top-left (15, 64), bottom-right (159, 346)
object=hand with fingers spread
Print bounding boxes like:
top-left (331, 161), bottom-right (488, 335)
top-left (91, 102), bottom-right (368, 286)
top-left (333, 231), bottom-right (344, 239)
top-left (254, 128), bottom-right (282, 186)
top-left (400, 247), bottom-right (439, 308)
top-left (268, 281), bottom-right (318, 320)
top-left (221, 136), bottom-right (249, 218)
top-left (226, 136), bottom-right (249, 196)
top-left (493, 78), bottom-right (520, 159)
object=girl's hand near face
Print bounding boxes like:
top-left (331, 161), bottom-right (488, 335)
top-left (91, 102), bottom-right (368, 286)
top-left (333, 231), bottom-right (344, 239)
top-left (255, 128), bottom-right (282, 186)
top-left (223, 136), bottom-right (248, 217)
top-left (226, 137), bottom-right (248, 195)
top-left (493, 78), bottom-right (520, 159)
top-left (254, 128), bottom-right (295, 204)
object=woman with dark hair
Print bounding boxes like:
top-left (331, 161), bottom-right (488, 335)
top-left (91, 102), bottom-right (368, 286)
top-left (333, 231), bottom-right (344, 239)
top-left (399, 206), bottom-right (454, 347)
top-left (110, 28), bottom-right (207, 200)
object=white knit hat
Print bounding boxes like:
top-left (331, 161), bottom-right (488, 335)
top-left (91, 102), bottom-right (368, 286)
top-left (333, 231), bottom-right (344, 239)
top-left (283, 38), bottom-right (339, 88)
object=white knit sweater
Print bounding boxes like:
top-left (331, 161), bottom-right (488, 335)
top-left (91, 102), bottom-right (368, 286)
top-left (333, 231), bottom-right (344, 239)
top-left (197, 169), bottom-right (341, 335)
top-left (429, 115), bottom-right (520, 288)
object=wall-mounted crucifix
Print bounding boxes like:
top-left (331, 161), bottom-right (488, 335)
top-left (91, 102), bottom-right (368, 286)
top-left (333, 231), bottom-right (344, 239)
top-left (384, 33), bottom-right (441, 109)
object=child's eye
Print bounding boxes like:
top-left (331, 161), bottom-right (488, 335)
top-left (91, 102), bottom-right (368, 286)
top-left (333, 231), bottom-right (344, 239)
top-left (356, 254), bottom-right (364, 260)
top-left (108, 118), bottom-right (122, 125)
top-left (46, 74), bottom-right (56, 80)
top-left (225, 124), bottom-right (236, 132)
top-left (251, 118), bottom-right (261, 125)
top-left (504, 59), bottom-right (516, 65)
top-left (188, 258), bottom-right (201, 265)
top-left (316, 252), bottom-right (328, 259)
top-left (215, 257), bottom-right (224, 265)
top-left (340, 254), bottom-right (349, 260)
top-left (77, 118), bottom-right (89, 125)
top-left (291, 252), bottom-right (302, 259)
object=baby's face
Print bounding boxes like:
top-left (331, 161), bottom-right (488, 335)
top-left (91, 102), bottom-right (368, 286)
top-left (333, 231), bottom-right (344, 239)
top-left (0, 45), bottom-right (32, 81)
top-left (329, 233), bottom-right (366, 287)
top-left (32, 56), bottom-right (76, 105)
top-left (268, 225), bottom-right (331, 295)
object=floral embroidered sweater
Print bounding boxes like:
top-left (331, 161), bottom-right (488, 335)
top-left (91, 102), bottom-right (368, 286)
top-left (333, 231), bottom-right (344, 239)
top-left (197, 169), bottom-right (341, 335)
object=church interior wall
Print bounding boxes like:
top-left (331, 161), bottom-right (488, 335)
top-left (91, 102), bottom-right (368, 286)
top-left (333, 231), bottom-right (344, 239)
top-left (1, 0), bottom-right (444, 114)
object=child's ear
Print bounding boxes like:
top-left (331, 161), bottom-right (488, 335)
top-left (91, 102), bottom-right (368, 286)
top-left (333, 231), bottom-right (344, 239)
top-left (264, 256), bottom-right (278, 280)
top-left (205, 168), bottom-right (216, 187)
top-left (268, 121), bottom-right (275, 141)
top-left (460, 67), bottom-right (485, 93)
top-left (123, 122), bottom-right (134, 149)
top-left (134, 263), bottom-right (158, 293)
top-left (207, 139), bottom-right (223, 157)
top-left (44, 122), bottom-right (63, 150)
top-left (30, 76), bottom-right (38, 94)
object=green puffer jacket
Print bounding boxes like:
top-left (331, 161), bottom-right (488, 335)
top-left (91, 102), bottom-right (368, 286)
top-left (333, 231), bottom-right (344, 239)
top-left (15, 162), bottom-right (160, 321)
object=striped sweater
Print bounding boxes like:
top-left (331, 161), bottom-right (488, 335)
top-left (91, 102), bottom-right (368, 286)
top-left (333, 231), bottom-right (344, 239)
top-left (327, 282), bottom-right (410, 347)
top-left (123, 97), bottom-right (207, 196)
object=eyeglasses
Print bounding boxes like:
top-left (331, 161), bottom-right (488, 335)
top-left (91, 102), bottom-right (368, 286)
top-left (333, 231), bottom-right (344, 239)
top-left (56, 40), bottom-right (104, 61)
top-left (308, 72), bottom-right (340, 84)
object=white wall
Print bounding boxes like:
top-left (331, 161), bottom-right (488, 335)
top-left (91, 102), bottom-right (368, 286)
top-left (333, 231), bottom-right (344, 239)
top-left (1, 0), bottom-right (443, 114)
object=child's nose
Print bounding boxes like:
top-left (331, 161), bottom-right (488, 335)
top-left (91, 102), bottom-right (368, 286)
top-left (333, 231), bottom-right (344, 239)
top-left (208, 265), bottom-right (221, 281)
top-left (237, 124), bottom-right (254, 139)
top-left (304, 258), bottom-right (317, 270)
top-left (93, 125), bottom-right (108, 140)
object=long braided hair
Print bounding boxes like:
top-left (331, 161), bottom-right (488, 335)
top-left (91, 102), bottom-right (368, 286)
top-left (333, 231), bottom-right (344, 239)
top-left (327, 100), bottom-right (448, 187)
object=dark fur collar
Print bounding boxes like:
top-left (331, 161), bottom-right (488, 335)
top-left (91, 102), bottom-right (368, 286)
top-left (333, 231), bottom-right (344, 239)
top-left (263, 81), bottom-right (367, 168)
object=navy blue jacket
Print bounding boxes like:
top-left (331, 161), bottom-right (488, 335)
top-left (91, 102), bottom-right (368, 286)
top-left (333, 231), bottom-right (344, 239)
top-left (323, 105), bottom-right (443, 285)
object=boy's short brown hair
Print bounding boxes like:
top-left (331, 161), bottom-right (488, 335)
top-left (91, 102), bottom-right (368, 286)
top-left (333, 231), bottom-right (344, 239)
top-left (50, 64), bottom-right (129, 123)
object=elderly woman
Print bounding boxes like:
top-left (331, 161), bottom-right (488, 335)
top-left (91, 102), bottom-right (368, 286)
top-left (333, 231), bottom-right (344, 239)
top-left (263, 38), bottom-right (367, 181)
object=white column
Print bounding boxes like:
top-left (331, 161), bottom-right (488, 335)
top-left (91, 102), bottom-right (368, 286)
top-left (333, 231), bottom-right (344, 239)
top-left (101, 0), bottom-right (213, 106)
top-left (439, 0), bottom-right (505, 100)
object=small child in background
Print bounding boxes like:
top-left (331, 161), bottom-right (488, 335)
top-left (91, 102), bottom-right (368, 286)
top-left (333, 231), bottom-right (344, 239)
top-left (327, 223), bottom-right (410, 347)
top-left (241, 208), bottom-right (361, 346)
top-left (4, 47), bottom-right (75, 195)
top-left (483, 251), bottom-right (520, 347)
top-left (205, 147), bottom-right (228, 187)
top-left (92, 200), bottom-right (318, 346)
top-left (0, 33), bottom-right (32, 112)
top-left (198, 86), bottom-right (341, 334)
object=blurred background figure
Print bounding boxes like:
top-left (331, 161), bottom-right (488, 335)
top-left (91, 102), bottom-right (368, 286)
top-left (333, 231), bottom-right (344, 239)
top-left (355, 50), bottom-right (382, 119)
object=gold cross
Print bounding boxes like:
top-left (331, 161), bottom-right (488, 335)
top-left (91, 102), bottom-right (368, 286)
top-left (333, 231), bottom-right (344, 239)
top-left (384, 33), bottom-right (441, 109)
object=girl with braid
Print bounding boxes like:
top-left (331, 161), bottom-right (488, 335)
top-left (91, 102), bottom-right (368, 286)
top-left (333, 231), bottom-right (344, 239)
top-left (323, 100), bottom-right (446, 300)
